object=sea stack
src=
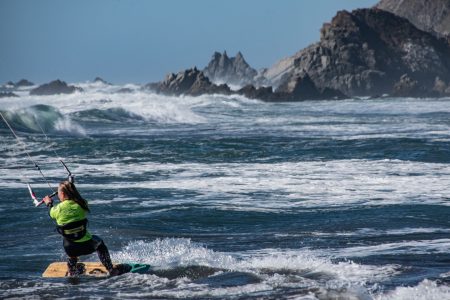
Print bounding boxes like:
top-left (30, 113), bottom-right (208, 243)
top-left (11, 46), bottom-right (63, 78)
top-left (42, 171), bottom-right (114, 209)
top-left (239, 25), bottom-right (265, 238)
top-left (30, 80), bottom-right (83, 95)
top-left (203, 51), bottom-right (258, 87)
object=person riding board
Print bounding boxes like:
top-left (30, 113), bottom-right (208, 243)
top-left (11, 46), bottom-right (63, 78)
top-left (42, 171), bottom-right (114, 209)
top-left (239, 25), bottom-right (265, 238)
top-left (42, 181), bottom-right (124, 276)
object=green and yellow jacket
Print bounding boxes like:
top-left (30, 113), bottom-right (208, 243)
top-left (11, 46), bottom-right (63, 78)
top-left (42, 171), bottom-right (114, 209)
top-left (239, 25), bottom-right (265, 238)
top-left (50, 200), bottom-right (92, 242)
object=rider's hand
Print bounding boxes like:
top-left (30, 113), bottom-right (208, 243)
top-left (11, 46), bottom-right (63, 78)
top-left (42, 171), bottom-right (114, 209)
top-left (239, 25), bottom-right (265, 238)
top-left (43, 196), bottom-right (53, 207)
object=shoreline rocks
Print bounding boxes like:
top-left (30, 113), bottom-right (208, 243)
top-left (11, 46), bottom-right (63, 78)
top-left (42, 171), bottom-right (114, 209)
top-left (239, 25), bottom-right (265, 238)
top-left (146, 68), bottom-right (347, 101)
top-left (2, 79), bottom-right (34, 88)
top-left (10, 0), bottom-right (450, 100)
top-left (0, 91), bottom-right (19, 98)
top-left (93, 77), bottom-right (111, 85)
top-left (263, 7), bottom-right (450, 98)
top-left (30, 80), bottom-right (83, 95)
top-left (145, 68), bottom-right (231, 97)
top-left (203, 51), bottom-right (258, 87)
top-left (15, 79), bottom-right (34, 87)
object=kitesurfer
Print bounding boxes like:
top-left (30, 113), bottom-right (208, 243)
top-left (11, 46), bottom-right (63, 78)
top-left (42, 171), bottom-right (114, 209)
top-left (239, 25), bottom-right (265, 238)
top-left (42, 180), bottom-right (122, 276)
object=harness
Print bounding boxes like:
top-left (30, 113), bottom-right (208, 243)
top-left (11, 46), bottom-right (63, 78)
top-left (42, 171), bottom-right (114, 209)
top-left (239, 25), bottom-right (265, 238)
top-left (56, 219), bottom-right (88, 241)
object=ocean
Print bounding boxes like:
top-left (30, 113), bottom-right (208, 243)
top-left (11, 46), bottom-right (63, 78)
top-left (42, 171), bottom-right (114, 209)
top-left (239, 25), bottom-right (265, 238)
top-left (1, 82), bottom-right (449, 299)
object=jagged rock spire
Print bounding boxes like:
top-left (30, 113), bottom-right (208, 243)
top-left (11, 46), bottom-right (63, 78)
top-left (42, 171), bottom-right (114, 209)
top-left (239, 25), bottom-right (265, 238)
top-left (203, 51), bottom-right (257, 87)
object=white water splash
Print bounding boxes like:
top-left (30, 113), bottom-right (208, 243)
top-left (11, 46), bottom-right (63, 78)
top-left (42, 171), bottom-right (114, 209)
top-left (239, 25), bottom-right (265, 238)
top-left (374, 279), bottom-right (450, 300)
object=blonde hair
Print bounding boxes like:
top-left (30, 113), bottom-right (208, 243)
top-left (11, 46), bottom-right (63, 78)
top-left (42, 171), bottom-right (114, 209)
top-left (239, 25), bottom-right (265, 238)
top-left (59, 180), bottom-right (90, 212)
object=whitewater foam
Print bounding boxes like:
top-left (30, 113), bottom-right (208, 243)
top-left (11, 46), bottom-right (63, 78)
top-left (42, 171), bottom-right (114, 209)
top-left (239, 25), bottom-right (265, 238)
top-left (107, 238), bottom-right (399, 299)
top-left (329, 238), bottom-right (450, 258)
top-left (374, 279), bottom-right (450, 300)
top-left (1, 159), bottom-right (449, 210)
top-left (112, 239), bottom-right (398, 282)
top-left (1, 88), bottom-right (208, 125)
top-left (310, 227), bottom-right (450, 238)
top-left (2, 86), bottom-right (450, 140)
top-left (113, 238), bottom-right (236, 268)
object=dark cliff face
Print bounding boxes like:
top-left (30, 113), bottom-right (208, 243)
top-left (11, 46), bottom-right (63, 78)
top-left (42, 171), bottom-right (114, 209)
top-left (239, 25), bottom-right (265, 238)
top-left (203, 51), bottom-right (257, 87)
top-left (150, 3), bottom-right (450, 100)
top-left (279, 8), bottom-right (450, 97)
top-left (376, 0), bottom-right (450, 37)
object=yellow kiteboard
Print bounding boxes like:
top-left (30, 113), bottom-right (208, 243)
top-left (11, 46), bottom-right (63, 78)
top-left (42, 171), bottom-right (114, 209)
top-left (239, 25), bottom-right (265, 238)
top-left (43, 262), bottom-right (151, 278)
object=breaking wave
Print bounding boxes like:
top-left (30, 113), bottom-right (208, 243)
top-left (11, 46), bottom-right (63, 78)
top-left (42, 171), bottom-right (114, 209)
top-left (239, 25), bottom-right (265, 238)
top-left (104, 238), bottom-right (399, 299)
top-left (71, 107), bottom-right (145, 123)
top-left (0, 104), bottom-right (85, 136)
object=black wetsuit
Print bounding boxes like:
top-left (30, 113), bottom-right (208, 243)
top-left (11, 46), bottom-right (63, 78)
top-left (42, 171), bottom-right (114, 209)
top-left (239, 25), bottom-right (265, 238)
top-left (49, 200), bottom-right (114, 275)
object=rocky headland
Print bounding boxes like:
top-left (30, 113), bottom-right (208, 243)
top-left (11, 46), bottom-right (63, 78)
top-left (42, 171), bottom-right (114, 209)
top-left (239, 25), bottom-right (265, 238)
top-left (30, 80), bottom-right (83, 95)
top-left (262, 8), bottom-right (450, 98)
top-left (145, 67), bottom-right (345, 101)
top-left (147, 1), bottom-right (450, 100)
top-left (6, 0), bottom-right (450, 101)
top-left (376, 0), bottom-right (450, 38)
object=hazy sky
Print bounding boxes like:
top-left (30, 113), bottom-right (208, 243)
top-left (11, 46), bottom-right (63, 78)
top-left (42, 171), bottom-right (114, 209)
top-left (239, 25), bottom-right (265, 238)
top-left (1, 0), bottom-right (378, 84)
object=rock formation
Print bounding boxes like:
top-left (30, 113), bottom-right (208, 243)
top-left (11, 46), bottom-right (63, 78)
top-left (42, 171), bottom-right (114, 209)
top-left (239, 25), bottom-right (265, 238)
top-left (203, 51), bottom-right (258, 87)
top-left (15, 79), bottom-right (34, 87)
top-left (275, 73), bottom-right (346, 100)
top-left (116, 87), bottom-right (133, 93)
top-left (237, 85), bottom-right (274, 101)
top-left (393, 74), bottom-right (425, 97)
top-left (93, 77), bottom-right (111, 85)
top-left (0, 91), bottom-right (19, 98)
top-left (30, 80), bottom-right (83, 95)
top-left (263, 8), bottom-right (450, 97)
top-left (145, 68), bottom-right (231, 97)
top-left (147, 68), bottom-right (345, 101)
top-left (149, 0), bottom-right (450, 100)
top-left (376, 0), bottom-right (450, 38)
top-left (2, 79), bottom-right (34, 88)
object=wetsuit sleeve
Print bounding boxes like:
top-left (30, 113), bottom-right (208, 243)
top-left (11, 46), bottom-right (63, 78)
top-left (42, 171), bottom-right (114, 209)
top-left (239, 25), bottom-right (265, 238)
top-left (49, 204), bottom-right (60, 220)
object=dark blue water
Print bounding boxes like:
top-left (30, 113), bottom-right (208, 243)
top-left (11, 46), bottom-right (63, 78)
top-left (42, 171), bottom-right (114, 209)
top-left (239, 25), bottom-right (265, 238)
top-left (1, 87), bottom-right (450, 299)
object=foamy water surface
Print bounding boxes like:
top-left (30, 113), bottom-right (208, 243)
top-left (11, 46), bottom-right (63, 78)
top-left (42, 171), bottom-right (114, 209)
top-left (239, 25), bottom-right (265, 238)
top-left (0, 83), bottom-right (449, 299)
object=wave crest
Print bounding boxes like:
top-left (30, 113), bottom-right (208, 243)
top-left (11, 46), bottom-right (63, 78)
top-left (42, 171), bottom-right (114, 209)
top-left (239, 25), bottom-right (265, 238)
top-left (72, 107), bottom-right (145, 123)
top-left (0, 104), bottom-right (85, 136)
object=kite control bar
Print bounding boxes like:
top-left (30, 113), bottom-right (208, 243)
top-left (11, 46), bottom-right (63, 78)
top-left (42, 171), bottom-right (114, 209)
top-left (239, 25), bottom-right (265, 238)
top-left (26, 160), bottom-right (74, 207)
top-left (28, 184), bottom-right (57, 207)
